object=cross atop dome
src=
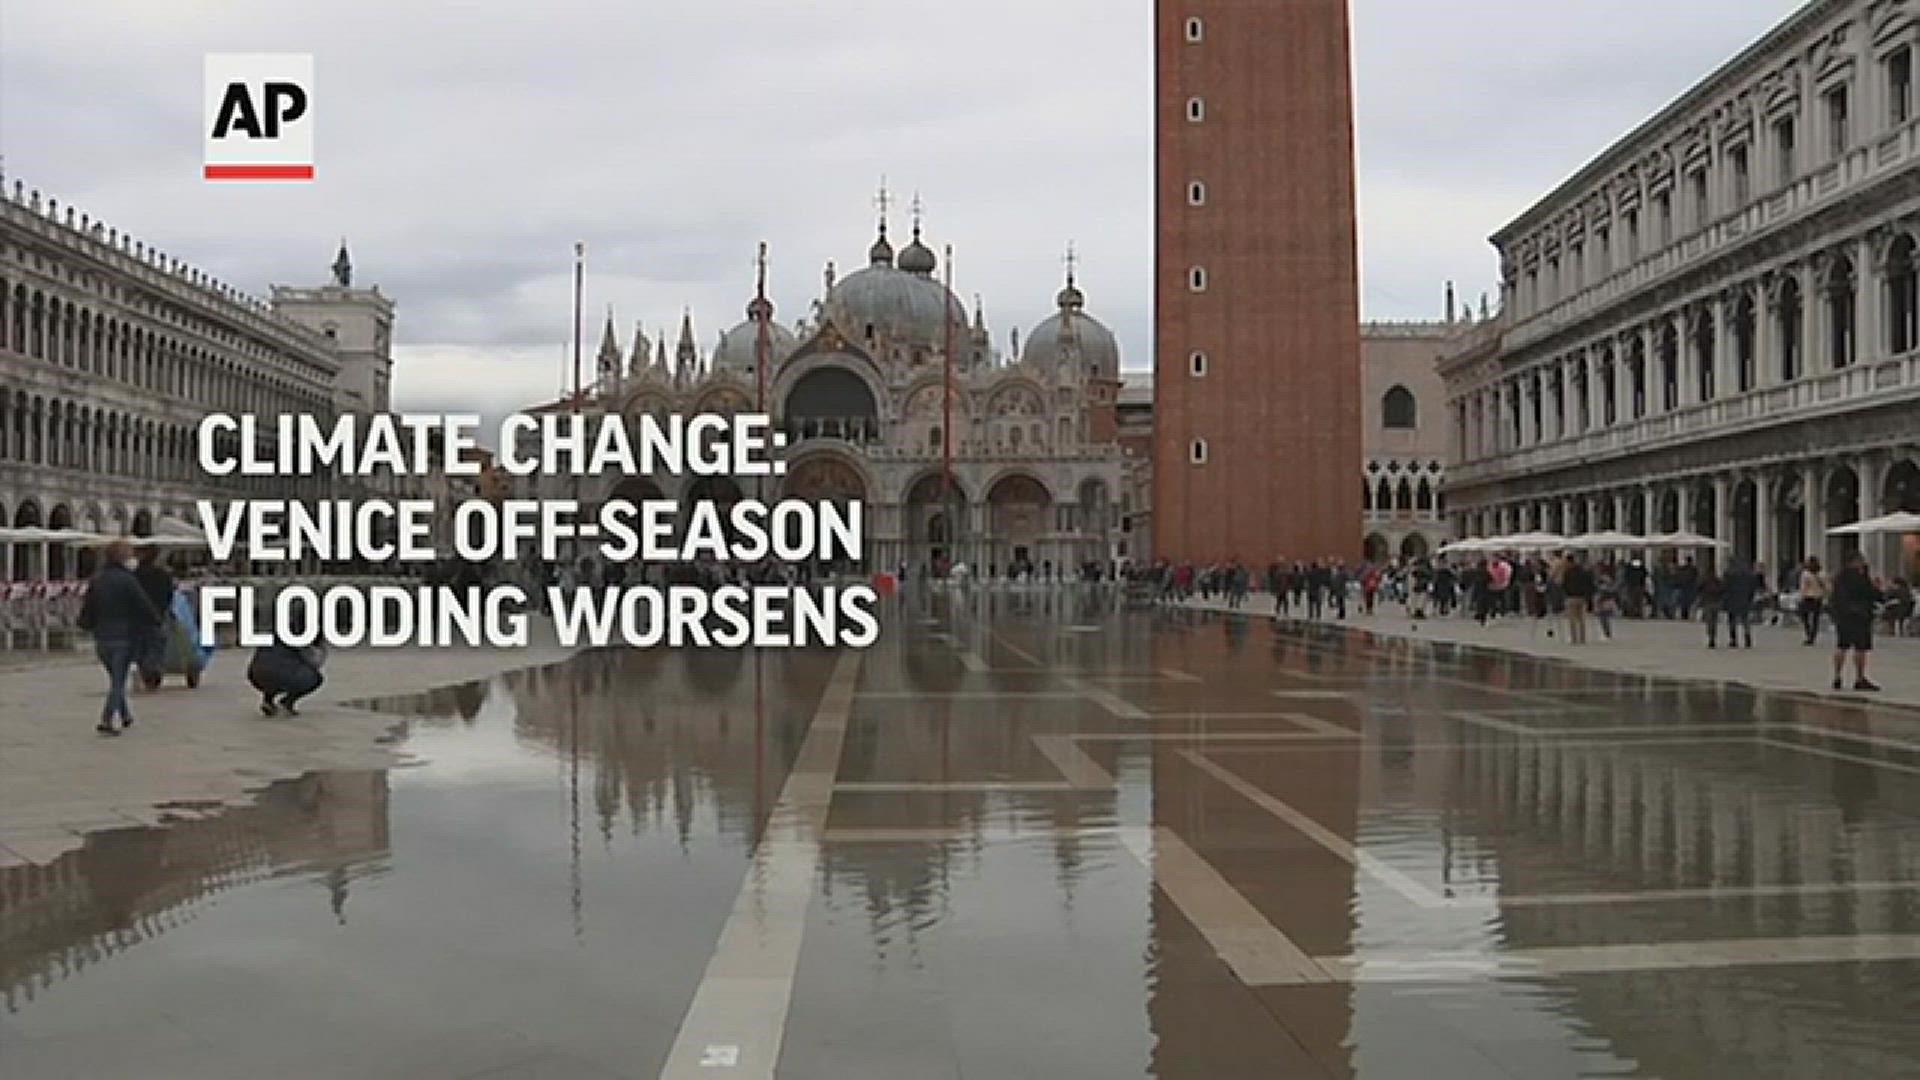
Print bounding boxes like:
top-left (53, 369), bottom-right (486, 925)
top-left (873, 176), bottom-right (893, 235)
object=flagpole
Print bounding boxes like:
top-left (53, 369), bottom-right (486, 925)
top-left (941, 243), bottom-right (955, 571)
top-left (571, 241), bottom-right (585, 573)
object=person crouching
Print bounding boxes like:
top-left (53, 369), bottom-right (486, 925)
top-left (247, 617), bottom-right (327, 716)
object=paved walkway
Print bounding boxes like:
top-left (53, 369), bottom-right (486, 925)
top-left (1182, 593), bottom-right (1920, 709)
top-left (0, 624), bottom-right (577, 868)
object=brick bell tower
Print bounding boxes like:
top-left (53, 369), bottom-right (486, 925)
top-left (1152, 0), bottom-right (1363, 564)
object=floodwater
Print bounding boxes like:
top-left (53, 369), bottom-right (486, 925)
top-left (4, 589), bottom-right (1920, 1078)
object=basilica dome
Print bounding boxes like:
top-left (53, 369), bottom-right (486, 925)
top-left (826, 225), bottom-right (968, 351)
top-left (1021, 278), bottom-right (1120, 378)
top-left (712, 302), bottom-right (798, 375)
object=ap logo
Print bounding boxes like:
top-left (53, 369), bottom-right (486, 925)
top-left (204, 54), bottom-right (314, 181)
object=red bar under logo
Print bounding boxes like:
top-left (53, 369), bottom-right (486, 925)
top-left (204, 163), bottom-right (314, 180)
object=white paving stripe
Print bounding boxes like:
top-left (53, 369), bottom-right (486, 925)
top-left (1117, 826), bottom-right (1334, 986)
top-left (1321, 934), bottom-right (1920, 984)
top-left (1758, 737), bottom-right (1920, 777)
top-left (1060, 678), bottom-right (1150, 721)
top-left (834, 780), bottom-right (1082, 794)
top-left (658, 651), bottom-right (861, 1080)
top-left (1177, 750), bottom-right (1446, 909)
top-left (1031, 734), bottom-right (1117, 789)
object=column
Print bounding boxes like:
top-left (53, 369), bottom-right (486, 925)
top-left (1755, 470), bottom-right (1777, 576)
top-left (1798, 265), bottom-right (1818, 377)
top-left (1615, 336), bottom-right (1633, 424)
top-left (1678, 311), bottom-right (1700, 408)
top-left (1612, 492), bottom-right (1628, 531)
top-left (1641, 322), bottom-right (1660, 415)
top-left (1675, 483), bottom-right (1693, 536)
top-left (1756, 280), bottom-right (1778, 388)
top-left (1583, 350), bottom-right (1602, 432)
top-left (1858, 232), bottom-right (1884, 365)
top-left (1642, 487), bottom-right (1657, 536)
top-left (1856, 452), bottom-right (1887, 568)
top-left (1712, 474), bottom-right (1733, 570)
top-left (1560, 497), bottom-right (1576, 535)
top-left (1520, 374), bottom-right (1538, 446)
top-left (1802, 464), bottom-right (1825, 567)
top-left (1712, 294), bottom-right (1735, 400)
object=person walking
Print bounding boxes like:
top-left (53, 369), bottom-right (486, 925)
top-left (132, 546), bottom-right (176, 690)
top-left (1594, 562), bottom-right (1619, 640)
top-left (1722, 560), bottom-right (1759, 648)
top-left (1562, 554), bottom-right (1596, 645)
top-left (1828, 551), bottom-right (1884, 692)
top-left (1698, 568), bottom-right (1727, 648)
top-left (1798, 557), bottom-right (1829, 645)
top-left (75, 539), bottom-right (163, 735)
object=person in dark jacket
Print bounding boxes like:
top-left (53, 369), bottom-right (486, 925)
top-left (1829, 551), bottom-right (1885, 692)
top-left (247, 607), bottom-right (327, 716)
top-left (76, 539), bottom-right (163, 735)
top-left (133, 546), bottom-right (176, 689)
top-left (1721, 560), bottom-right (1760, 648)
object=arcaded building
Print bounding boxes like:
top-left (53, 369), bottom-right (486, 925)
top-left (0, 173), bottom-right (388, 581)
top-left (1442, 0), bottom-right (1920, 579)
top-left (1152, 0), bottom-right (1364, 564)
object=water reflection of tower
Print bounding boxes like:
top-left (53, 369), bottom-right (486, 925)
top-left (0, 771), bottom-right (391, 1010)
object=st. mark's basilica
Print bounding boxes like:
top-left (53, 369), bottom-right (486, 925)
top-left (522, 207), bottom-right (1138, 579)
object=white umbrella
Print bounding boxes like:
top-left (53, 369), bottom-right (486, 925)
top-left (1437, 538), bottom-right (1490, 555)
top-left (1827, 511), bottom-right (1920, 536)
top-left (1500, 532), bottom-right (1572, 551)
top-left (1568, 530), bottom-right (1649, 549)
top-left (0, 526), bottom-right (115, 544)
top-left (1647, 530), bottom-right (1730, 549)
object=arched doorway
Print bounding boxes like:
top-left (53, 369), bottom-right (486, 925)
top-left (986, 474), bottom-right (1052, 578)
top-left (11, 500), bottom-right (41, 580)
top-left (1774, 470), bottom-right (1806, 573)
top-left (1732, 478), bottom-right (1758, 564)
top-left (1363, 533), bottom-right (1389, 564)
top-left (47, 504), bottom-right (73, 579)
top-left (782, 454), bottom-right (869, 573)
top-left (1077, 478), bottom-right (1113, 578)
top-left (784, 367), bottom-right (879, 443)
top-left (1825, 464), bottom-right (1860, 564)
top-left (131, 508), bottom-right (153, 537)
top-left (905, 472), bottom-right (969, 577)
top-left (1400, 533), bottom-right (1430, 562)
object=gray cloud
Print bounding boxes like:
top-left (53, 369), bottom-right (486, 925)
top-left (2, 0), bottom-right (1803, 415)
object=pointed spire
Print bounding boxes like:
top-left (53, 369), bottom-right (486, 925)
top-left (1445, 280), bottom-right (1457, 324)
top-left (628, 321), bottom-right (650, 376)
top-left (676, 308), bottom-right (698, 383)
top-left (596, 306), bottom-right (621, 381)
top-left (331, 238), bottom-right (352, 287)
top-left (654, 330), bottom-right (669, 373)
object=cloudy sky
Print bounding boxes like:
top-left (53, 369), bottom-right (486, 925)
top-left (1, 0), bottom-right (1803, 427)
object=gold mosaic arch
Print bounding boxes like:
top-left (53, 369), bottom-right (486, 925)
top-left (781, 453), bottom-right (870, 503)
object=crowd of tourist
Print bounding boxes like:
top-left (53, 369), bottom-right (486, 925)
top-left (1152, 549), bottom-right (1916, 693)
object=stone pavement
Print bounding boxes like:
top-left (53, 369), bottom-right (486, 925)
top-left (1182, 593), bottom-right (1920, 709)
top-left (0, 623), bottom-right (576, 869)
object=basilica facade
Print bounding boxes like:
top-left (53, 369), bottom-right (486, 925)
top-left (523, 215), bottom-right (1134, 577)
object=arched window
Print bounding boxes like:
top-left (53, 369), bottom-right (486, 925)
top-left (1382, 385), bottom-right (1417, 429)
top-left (1362, 480), bottom-right (1373, 512)
top-left (1416, 479), bottom-right (1434, 512)
top-left (1395, 479), bottom-right (1414, 512)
